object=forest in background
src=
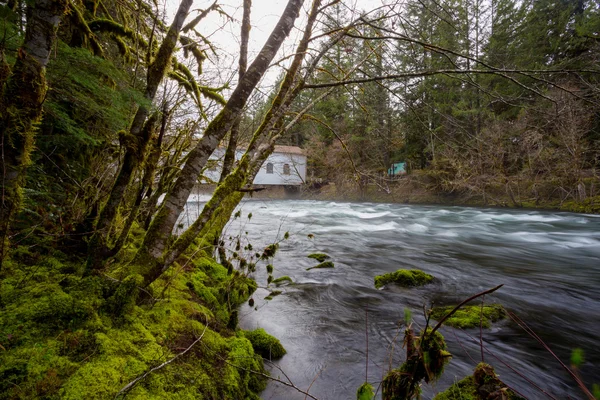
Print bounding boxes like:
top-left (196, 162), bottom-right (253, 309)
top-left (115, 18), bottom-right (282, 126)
top-left (271, 0), bottom-right (600, 210)
top-left (0, 0), bottom-right (599, 398)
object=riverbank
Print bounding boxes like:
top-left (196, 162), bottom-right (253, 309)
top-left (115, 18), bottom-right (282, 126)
top-left (194, 176), bottom-right (600, 214)
top-left (303, 177), bottom-right (600, 214)
top-left (0, 236), bottom-right (270, 399)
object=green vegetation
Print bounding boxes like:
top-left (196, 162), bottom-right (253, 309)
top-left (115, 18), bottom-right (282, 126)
top-left (0, 247), bottom-right (267, 399)
top-left (434, 363), bottom-right (524, 400)
top-left (357, 382), bottom-right (375, 400)
top-left (382, 328), bottom-right (451, 399)
top-left (241, 328), bottom-right (287, 359)
top-left (306, 261), bottom-right (335, 271)
top-left (374, 269), bottom-right (433, 289)
top-left (264, 291), bottom-right (282, 301)
top-left (271, 275), bottom-right (293, 286)
top-left (429, 304), bottom-right (506, 329)
top-left (307, 253), bottom-right (330, 262)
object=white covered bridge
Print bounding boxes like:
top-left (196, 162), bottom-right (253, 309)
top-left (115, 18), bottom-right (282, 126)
top-left (201, 145), bottom-right (307, 186)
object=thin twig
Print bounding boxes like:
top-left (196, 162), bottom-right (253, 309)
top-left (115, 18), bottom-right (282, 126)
top-left (507, 311), bottom-right (596, 400)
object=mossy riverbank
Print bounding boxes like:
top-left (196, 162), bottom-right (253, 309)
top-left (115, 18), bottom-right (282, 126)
top-left (0, 242), bottom-right (276, 399)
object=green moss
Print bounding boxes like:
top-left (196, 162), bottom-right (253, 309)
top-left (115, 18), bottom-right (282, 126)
top-left (382, 328), bottom-right (451, 400)
top-left (374, 269), bottom-right (433, 289)
top-left (307, 253), bottom-right (330, 262)
top-left (434, 363), bottom-right (525, 400)
top-left (357, 382), bottom-right (375, 400)
top-left (264, 290), bottom-right (282, 301)
top-left (432, 376), bottom-right (478, 400)
top-left (306, 261), bottom-right (335, 271)
top-left (272, 275), bottom-right (293, 286)
top-left (241, 328), bottom-right (286, 359)
top-left (0, 247), bottom-right (265, 399)
top-left (429, 304), bottom-right (506, 329)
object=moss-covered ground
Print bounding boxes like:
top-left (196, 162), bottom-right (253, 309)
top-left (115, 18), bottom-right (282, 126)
top-left (374, 269), bottom-right (433, 289)
top-left (0, 243), bottom-right (269, 399)
top-left (429, 304), bottom-right (506, 329)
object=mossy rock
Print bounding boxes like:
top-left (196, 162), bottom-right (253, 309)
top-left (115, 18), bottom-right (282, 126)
top-left (307, 253), bottom-right (330, 262)
top-left (271, 276), bottom-right (293, 286)
top-left (433, 363), bottom-right (525, 400)
top-left (306, 261), bottom-right (334, 271)
top-left (264, 290), bottom-right (282, 301)
top-left (374, 269), bottom-right (433, 289)
top-left (242, 328), bottom-right (286, 359)
top-left (429, 304), bottom-right (506, 329)
top-left (357, 382), bottom-right (375, 400)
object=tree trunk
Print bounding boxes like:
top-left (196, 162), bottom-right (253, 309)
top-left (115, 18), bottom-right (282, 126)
top-left (136, 0), bottom-right (305, 268)
top-left (219, 0), bottom-right (251, 183)
top-left (0, 0), bottom-right (68, 268)
top-left (86, 0), bottom-right (193, 271)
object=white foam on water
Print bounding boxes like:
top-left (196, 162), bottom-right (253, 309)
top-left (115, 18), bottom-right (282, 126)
top-left (404, 223), bottom-right (429, 233)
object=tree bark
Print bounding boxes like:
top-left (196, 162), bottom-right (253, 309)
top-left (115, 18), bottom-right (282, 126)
top-left (138, 0), bottom-right (325, 286)
top-left (86, 0), bottom-right (193, 271)
top-left (136, 0), bottom-right (305, 270)
top-left (219, 0), bottom-right (251, 183)
top-left (0, 0), bottom-right (68, 268)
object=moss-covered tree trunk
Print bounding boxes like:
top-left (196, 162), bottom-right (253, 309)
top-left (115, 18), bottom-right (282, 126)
top-left (135, 0), bottom-right (305, 269)
top-left (86, 0), bottom-right (193, 271)
top-left (0, 0), bottom-right (68, 268)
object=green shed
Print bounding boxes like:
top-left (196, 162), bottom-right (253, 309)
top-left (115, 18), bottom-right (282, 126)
top-left (388, 162), bottom-right (406, 176)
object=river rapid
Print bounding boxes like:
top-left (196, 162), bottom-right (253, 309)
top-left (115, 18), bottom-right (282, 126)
top-left (182, 198), bottom-right (600, 399)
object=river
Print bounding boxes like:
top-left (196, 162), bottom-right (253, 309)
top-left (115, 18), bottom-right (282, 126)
top-left (182, 198), bottom-right (600, 399)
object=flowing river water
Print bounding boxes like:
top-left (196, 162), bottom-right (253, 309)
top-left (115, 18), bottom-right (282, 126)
top-left (182, 198), bottom-right (600, 399)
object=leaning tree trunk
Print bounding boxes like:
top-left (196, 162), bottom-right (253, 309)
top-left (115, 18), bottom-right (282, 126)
top-left (135, 0), bottom-right (305, 271)
top-left (137, 0), bottom-right (324, 286)
top-left (0, 0), bottom-right (68, 269)
top-left (86, 0), bottom-right (194, 272)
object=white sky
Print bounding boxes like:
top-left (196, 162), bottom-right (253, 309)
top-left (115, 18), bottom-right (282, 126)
top-left (164, 0), bottom-right (385, 98)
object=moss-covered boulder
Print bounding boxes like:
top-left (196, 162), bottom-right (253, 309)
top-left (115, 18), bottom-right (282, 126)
top-left (306, 261), bottom-right (334, 271)
top-left (242, 328), bottom-right (286, 359)
top-left (374, 269), bottom-right (433, 289)
top-left (429, 304), bottom-right (506, 329)
top-left (433, 363), bottom-right (525, 400)
top-left (307, 253), bottom-right (330, 262)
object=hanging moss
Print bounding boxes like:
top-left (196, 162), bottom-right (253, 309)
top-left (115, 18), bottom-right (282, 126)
top-left (307, 253), bottom-right (330, 262)
top-left (382, 328), bottom-right (451, 400)
top-left (306, 261), bottom-right (334, 271)
top-left (241, 328), bottom-right (286, 359)
top-left (429, 304), bottom-right (506, 329)
top-left (374, 269), bottom-right (433, 289)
